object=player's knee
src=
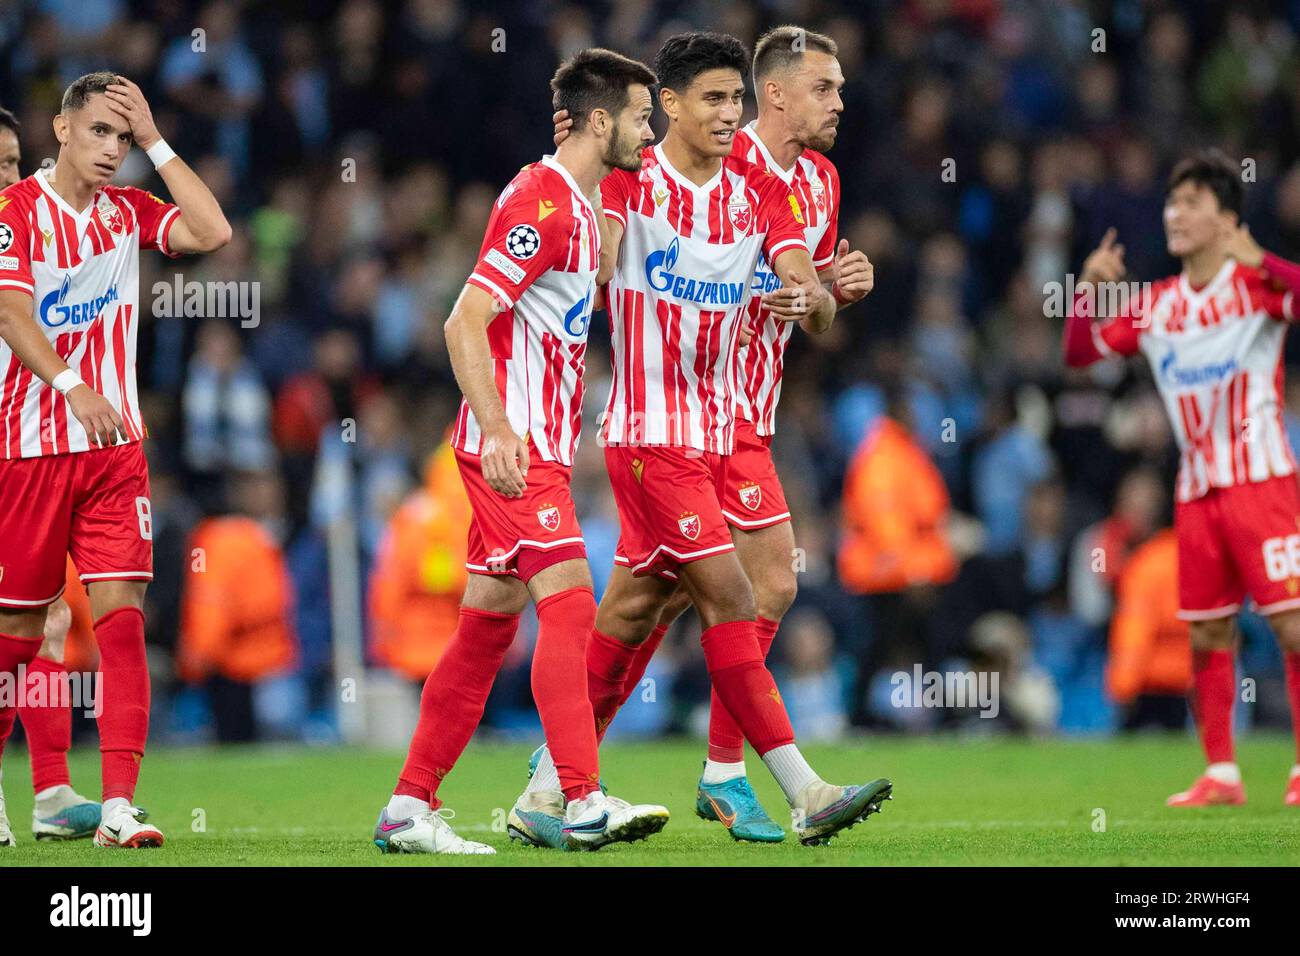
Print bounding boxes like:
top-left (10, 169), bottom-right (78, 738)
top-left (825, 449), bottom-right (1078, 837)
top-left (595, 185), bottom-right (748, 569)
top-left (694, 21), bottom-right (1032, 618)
top-left (694, 581), bottom-right (756, 629)
top-left (754, 570), bottom-right (797, 621)
top-left (1269, 613), bottom-right (1300, 654)
top-left (659, 587), bottom-right (692, 627)
top-left (1189, 617), bottom-right (1235, 650)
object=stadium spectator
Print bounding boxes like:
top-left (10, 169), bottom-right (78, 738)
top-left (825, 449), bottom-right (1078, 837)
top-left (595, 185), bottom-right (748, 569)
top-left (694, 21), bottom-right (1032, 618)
top-left (178, 470), bottom-right (298, 742)
top-left (1105, 529), bottom-right (1193, 731)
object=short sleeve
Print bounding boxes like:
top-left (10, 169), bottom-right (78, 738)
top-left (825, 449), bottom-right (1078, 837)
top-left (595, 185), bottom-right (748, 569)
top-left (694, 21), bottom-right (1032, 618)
top-left (466, 184), bottom-right (570, 310)
top-left (116, 186), bottom-right (182, 258)
top-left (755, 172), bottom-right (809, 265)
top-left (600, 169), bottom-right (635, 229)
top-left (0, 191), bottom-right (34, 296)
top-left (811, 163), bottom-right (839, 270)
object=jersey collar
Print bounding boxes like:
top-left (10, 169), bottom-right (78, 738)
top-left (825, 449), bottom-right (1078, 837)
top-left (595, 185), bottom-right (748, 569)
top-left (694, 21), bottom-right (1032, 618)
top-left (35, 166), bottom-right (98, 221)
top-left (539, 154), bottom-right (593, 213)
top-left (740, 121), bottom-right (798, 184)
top-left (653, 142), bottom-right (724, 195)
top-left (1178, 257), bottom-right (1236, 307)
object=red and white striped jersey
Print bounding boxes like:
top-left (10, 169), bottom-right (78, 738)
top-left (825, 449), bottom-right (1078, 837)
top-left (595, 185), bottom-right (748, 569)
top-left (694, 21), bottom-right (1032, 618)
top-left (1088, 259), bottom-right (1298, 502)
top-left (453, 155), bottom-right (599, 467)
top-left (600, 143), bottom-right (808, 454)
top-left (0, 168), bottom-right (179, 459)
top-left (731, 123), bottom-right (840, 435)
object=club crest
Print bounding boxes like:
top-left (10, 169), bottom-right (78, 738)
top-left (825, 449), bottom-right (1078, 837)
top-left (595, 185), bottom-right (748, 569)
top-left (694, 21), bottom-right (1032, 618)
top-left (537, 504), bottom-right (561, 532)
top-left (678, 512), bottom-right (700, 540)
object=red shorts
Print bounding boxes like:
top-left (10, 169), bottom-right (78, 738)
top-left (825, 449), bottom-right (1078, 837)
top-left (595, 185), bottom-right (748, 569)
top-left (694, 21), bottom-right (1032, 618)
top-left (720, 419), bottom-right (791, 531)
top-left (607, 444), bottom-right (735, 579)
top-left (0, 442), bottom-right (153, 609)
top-left (455, 447), bottom-right (586, 581)
top-left (1175, 475), bottom-right (1300, 620)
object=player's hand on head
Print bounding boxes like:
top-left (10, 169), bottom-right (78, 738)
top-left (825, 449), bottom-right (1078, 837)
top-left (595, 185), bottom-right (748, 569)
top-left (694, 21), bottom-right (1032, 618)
top-left (104, 75), bottom-right (161, 151)
top-left (832, 239), bottom-right (874, 304)
top-left (553, 110), bottom-right (573, 147)
top-left (1225, 222), bottom-right (1264, 268)
top-left (65, 383), bottom-right (127, 448)
top-left (481, 423), bottom-right (529, 498)
top-left (1082, 227), bottom-right (1126, 285)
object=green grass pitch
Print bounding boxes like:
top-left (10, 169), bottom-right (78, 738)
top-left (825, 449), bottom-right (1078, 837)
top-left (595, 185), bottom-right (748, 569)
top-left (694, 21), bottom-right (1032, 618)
top-left (3, 735), bottom-right (1298, 866)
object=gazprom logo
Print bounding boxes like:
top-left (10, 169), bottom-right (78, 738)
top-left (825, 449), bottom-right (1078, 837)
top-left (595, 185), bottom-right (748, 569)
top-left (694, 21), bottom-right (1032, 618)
top-left (40, 275), bottom-right (118, 329)
top-left (1159, 349), bottom-right (1237, 390)
top-left (751, 253), bottom-right (781, 295)
top-left (645, 237), bottom-right (745, 306)
top-left (563, 285), bottom-right (593, 338)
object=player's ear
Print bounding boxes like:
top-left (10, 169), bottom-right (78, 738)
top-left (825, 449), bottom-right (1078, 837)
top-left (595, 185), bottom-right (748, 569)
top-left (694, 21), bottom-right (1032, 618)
top-left (52, 113), bottom-right (68, 146)
top-left (659, 87), bottom-right (677, 122)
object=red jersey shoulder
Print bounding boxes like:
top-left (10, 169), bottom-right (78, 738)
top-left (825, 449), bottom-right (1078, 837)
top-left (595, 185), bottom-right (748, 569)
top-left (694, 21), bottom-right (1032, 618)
top-left (1233, 260), bottom-right (1283, 294)
top-left (0, 176), bottom-right (42, 216)
top-left (493, 163), bottom-right (575, 229)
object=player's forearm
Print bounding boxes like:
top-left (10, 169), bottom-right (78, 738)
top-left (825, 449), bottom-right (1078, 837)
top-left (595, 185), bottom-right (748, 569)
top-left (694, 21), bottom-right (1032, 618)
top-left (445, 303), bottom-right (510, 431)
top-left (0, 306), bottom-right (72, 385)
top-left (156, 155), bottom-right (233, 252)
top-left (773, 248), bottom-right (834, 334)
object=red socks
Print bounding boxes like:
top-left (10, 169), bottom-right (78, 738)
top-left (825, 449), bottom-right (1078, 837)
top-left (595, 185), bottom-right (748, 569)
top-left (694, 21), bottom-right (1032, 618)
top-left (0, 633), bottom-right (42, 765)
top-left (17, 655), bottom-right (73, 792)
top-left (708, 616), bottom-right (778, 762)
top-left (95, 607), bottom-right (150, 802)
top-left (586, 628), bottom-right (640, 743)
top-left (1191, 648), bottom-right (1236, 765)
top-left (699, 619), bottom-right (794, 757)
top-left (395, 606), bottom-right (520, 808)
top-left (618, 623), bottom-right (669, 712)
top-left (533, 588), bottom-right (600, 802)
top-left (1286, 652), bottom-right (1300, 763)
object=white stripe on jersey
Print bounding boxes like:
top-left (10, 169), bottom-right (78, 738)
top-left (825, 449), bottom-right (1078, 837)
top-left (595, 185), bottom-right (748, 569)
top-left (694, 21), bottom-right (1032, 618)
top-left (732, 123), bottom-right (838, 436)
top-left (452, 155), bottom-right (598, 467)
top-left (0, 169), bottom-right (165, 459)
top-left (1136, 260), bottom-right (1298, 502)
top-left (601, 144), bottom-right (806, 454)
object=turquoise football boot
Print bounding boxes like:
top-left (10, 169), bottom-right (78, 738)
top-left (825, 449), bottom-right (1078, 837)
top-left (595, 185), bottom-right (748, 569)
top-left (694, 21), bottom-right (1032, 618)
top-left (695, 766), bottom-right (786, 843)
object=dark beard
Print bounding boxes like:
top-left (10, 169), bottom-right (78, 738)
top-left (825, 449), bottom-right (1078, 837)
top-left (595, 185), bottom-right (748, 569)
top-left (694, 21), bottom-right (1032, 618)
top-left (604, 125), bottom-right (643, 172)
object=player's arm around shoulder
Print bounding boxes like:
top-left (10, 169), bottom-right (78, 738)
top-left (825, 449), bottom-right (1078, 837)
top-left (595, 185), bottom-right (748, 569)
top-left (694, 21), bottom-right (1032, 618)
top-left (103, 76), bottom-right (231, 256)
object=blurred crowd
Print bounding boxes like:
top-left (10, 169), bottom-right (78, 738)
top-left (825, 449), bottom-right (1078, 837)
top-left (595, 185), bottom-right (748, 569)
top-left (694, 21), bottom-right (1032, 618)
top-left (4, 0), bottom-right (1300, 744)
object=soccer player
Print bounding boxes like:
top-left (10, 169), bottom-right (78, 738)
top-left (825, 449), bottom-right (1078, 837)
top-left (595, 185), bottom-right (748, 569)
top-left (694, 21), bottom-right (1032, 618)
top-left (542, 25), bottom-right (876, 842)
top-left (0, 72), bottom-right (232, 848)
top-left (511, 32), bottom-right (891, 849)
top-left (372, 49), bottom-right (671, 856)
top-left (0, 105), bottom-right (104, 846)
top-left (1064, 149), bottom-right (1300, 807)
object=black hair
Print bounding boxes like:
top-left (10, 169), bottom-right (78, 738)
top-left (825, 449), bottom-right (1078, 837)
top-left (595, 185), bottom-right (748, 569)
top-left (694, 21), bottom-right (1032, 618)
top-left (653, 32), bottom-right (750, 94)
top-left (1167, 148), bottom-right (1243, 219)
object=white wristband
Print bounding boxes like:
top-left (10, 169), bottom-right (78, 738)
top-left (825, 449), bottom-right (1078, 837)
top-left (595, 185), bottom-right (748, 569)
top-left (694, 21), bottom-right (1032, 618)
top-left (146, 138), bottom-right (177, 169)
top-left (51, 369), bottom-right (83, 395)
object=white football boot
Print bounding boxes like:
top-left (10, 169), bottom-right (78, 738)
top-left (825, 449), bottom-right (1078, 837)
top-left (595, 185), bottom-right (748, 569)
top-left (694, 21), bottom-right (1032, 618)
top-left (0, 775), bottom-right (15, 847)
top-left (94, 804), bottom-right (164, 848)
top-left (562, 791), bottom-right (669, 851)
top-left (373, 807), bottom-right (495, 855)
